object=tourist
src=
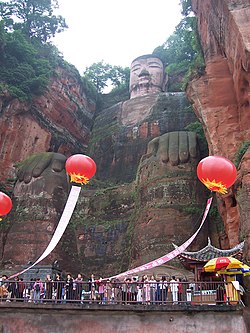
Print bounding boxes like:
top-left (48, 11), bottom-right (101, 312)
top-left (28, 278), bottom-right (35, 302)
top-left (17, 278), bottom-right (25, 301)
top-left (216, 284), bottom-right (226, 304)
top-left (45, 274), bottom-right (53, 301)
top-left (159, 276), bottom-right (168, 304)
top-left (121, 278), bottom-right (130, 304)
top-left (88, 274), bottom-right (96, 303)
top-left (178, 278), bottom-right (183, 303)
top-left (181, 278), bottom-right (188, 303)
top-left (113, 278), bottom-right (122, 304)
top-left (149, 275), bottom-right (157, 304)
top-left (170, 276), bottom-right (178, 304)
top-left (74, 273), bottom-right (83, 302)
top-left (55, 273), bottom-right (64, 303)
top-left (65, 273), bottom-right (74, 302)
top-left (130, 277), bottom-right (138, 303)
top-left (137, 277), bottom-right (144, 304)
top-left (155, 278), bottom-right (161, 303)
top-left (105, 279), bottom-right (112, 304)
top-left (0, 275), bottom-right (8, 301)
top-left (8, 277), bottom-right (18, 301)
top-left (33, 278), bottom-right (43, 304)
top-left (143, 275), bottom-right (150, 304)
top-left (97, 277), bottom-right (105, 303)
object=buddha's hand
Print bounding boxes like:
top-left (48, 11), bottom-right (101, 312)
top-left (146, 131), bottom-right (198, 166)
top-left (17, 152), bottom-right (67, 184)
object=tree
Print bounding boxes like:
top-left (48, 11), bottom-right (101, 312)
top-left (84, 61), bottom-right (112, 93)
top-left (0, 23), bottom-right (54, 100)
top-left (153, 4), bottom-right (204, 91)
top-left (108, 65), bottom-right (130, 89)
top-left (0, 0), bottom-right (67, 43)
top-left (84, 61), bottom-right (130, 93)
top-left (180, 0), bottom-right (192, 16)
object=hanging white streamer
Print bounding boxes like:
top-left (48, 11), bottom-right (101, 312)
top-left (108, 197), bottom-right (213, 279)
top-left (9, 185), bottom-right (81, 279)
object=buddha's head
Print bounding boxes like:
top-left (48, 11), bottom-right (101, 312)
top-left (129, 54), bottom-right (167, 99)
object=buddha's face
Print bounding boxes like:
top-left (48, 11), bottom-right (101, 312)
top-left (130, 56), bottom-right (166, 98)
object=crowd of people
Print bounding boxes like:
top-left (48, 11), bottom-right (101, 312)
top-left (0, 273), bottom-right (193, 305)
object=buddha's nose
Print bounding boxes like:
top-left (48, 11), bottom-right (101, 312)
top-left (138, 68), bottom-right (150, 77)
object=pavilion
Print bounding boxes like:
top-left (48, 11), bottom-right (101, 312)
top-left (174, 239), bottom-right (245, 281)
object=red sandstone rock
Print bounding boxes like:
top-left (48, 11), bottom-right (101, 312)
top-left (0, 67), bottom-right (95, 184)
top-left (189, 1), bottom-right (250, 251)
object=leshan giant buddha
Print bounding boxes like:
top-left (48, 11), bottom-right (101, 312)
top-left (2, 54), bottom-right (208, 276)
top-left (89, 54), bottom-right (201, 183)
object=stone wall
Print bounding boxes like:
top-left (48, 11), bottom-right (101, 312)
top-left (0, 304), bottom-right (246, 333)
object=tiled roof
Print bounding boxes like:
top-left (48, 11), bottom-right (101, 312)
top-left (173, 238), bottom-right (244, 262)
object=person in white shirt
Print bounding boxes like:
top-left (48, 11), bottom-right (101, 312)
top-left (170, 276), bottom-right (178, 304)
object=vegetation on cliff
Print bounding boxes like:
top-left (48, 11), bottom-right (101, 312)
top-left (153, 0), bottom-right (204, 91)
top-left (185, 121), bottom-right (208, 157)
top-left (0, 0), bottom-right (67, 42)
top-left (234, 141), bottom-right (250, 168)
top-left (0, 25), bottom-right (53, 101)
top-left (0, 0), bottom-right (97, 103)
top-left (84, 61), bottom-right (130, 93)
top-left (0, 0), bottom-right (67, 101)
top-left (83, 61), bottom-right (130, 110)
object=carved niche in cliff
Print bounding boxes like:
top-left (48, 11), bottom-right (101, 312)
top-left (1, 54), bottom-right (209, 276)
top-left (89, 54), bottom-right (199, 184)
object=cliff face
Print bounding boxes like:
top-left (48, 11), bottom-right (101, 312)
top-left (2, 0), bottom-right (250, 276)
top-left (1, 88), bottom-right (207, 277)
top-left (188, 0), bottom-right (250, 256)
top-left (0, 67), bottom-right (95, 184)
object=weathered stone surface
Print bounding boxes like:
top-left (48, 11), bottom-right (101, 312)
top-left (237, 147), bottom-right (250, 261)
top-left (1, 153), bottom-right (80, 273)
top-left (89, 92), bottom-right (198, 183)
top-left (130, 131), bottom-right (208, 268)
top-left (73, 185), bottom-right (135, 276)
top-left (189, 0), bottom-right (250, 253)
top-left (0, 67), bottom-right (95, 184)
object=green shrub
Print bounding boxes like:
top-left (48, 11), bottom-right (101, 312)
top-left (235, 141), bottom-right (250, 168)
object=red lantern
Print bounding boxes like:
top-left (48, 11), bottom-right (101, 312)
top-left (0, 192), bottom-right (12, 217)
top-left (65, 154), bottom-right (96, 185)
top-left (197, 156), bottom-right (237, 194)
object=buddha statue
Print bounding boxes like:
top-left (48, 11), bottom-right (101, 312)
top-left (2, 54), bottom-right (205, 276)
top-left (129, 55), bottom-right (168, 99)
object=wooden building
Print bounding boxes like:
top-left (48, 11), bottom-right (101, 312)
top-left (174, 239), bottom-right (244, 282)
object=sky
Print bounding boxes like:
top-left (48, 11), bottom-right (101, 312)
top-left (52, 0), bottom-right (183, 75)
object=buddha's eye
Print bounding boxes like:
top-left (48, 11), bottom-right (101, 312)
top-left (131, 65), bottom-right (141, 72)
top-left (148, 62), bottom-right (162, 68)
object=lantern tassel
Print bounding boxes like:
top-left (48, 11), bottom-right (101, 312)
top-left (69, 173), bottom-right (89, 185)
top-left (201, 178), bottom-right (228, 194)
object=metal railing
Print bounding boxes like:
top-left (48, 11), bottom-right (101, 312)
top-left (0, 280), bottom-right (242, 306)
